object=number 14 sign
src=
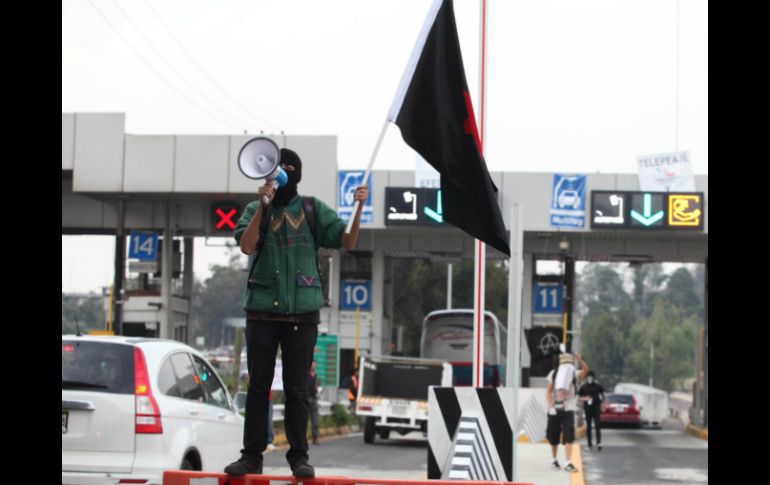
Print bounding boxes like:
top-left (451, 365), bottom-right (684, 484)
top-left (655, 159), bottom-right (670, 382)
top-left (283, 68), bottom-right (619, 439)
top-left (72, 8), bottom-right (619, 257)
top-left (129, 231), bottom-right (159, 261)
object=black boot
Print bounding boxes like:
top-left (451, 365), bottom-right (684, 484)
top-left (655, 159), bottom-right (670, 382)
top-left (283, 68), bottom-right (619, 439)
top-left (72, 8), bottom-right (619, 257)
top-left (224, 454), bottom-right (263, 476)
top-left (290, 459), bottom-right (315, 478)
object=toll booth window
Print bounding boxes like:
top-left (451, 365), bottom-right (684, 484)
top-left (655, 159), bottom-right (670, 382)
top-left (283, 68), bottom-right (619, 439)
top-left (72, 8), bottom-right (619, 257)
top-left (169, 353), bottom-right (205, 402)
top-left (157, 359), bottom-right (181, 398)
top-left (62, 341), bottom-right (134, 395)
top-left (192, 356), bottom-right (230, 410)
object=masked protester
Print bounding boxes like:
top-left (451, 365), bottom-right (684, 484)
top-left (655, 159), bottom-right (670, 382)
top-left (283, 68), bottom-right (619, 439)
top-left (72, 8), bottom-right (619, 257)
top-left (578, 370), bottom-right (605, 450)
top-left (226, 148), bottom-right (368, 478)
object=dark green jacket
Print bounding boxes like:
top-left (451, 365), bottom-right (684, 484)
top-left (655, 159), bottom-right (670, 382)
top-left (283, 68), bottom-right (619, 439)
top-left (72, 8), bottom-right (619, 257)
top-left (234, 195), bottom-right (345, 315)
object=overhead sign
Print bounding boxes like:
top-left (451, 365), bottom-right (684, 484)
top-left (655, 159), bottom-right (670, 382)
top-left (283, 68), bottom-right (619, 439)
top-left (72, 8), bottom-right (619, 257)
top-left (590, 191), bottom-right (704, 230)
top-left (591, 192), bottom-right (626, 227)
top-left (128, 231), bottom-right (159, 261)
top-left (212, 204), bottom-right (240, 232)
top-left (385, 187), bottom-right (444, 226)
top-left (668, 194), bottom-right (704, 228)
top-left (550, 174), bottom-right (586, 228)
top-left (340, 279), bottom-right (372, 311)
top-left (533, 283), bottom-right (563, 314)
top-left (338, 171), bottom-right (373, 225)
top-left (629, 193), bottom-right (665, 228)
top-left (637, 151), bottom-right (695, 192)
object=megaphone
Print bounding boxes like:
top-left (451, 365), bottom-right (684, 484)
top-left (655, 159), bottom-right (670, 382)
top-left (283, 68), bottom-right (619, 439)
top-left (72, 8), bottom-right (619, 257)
top-left (237, 137), bottom-right (289, 205)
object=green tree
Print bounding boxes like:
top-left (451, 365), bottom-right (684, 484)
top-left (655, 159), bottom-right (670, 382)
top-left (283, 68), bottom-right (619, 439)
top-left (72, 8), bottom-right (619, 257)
top-left (578, 264), bottom-right (636, 356)
top-left (390, 258), bottom-right (510, 357)
top-left (190, 249), bottom-right (248, 348)
top-left (576, 264), bottom-right (633, 315)
top-left (664, 267), bottom-right (702, 319)
top-left (391, 258), bottom-right (447, 356)
top-left (631, 263), bottom-right (668, 319)
top-left (581, 309), bottom-right (627, 388)
top-left (62, 293), bottom-right (106, 334)
top-left (623, 297), bottom-right (697, 392)
top-left (450, 260), bottom-right (509, 324)
top-left (577, 263), bottom-right (702, 392)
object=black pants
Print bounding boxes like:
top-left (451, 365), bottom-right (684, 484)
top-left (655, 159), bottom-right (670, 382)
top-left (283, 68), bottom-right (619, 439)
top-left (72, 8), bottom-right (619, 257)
top-left (585, 408), bottom-right (601, 446)
top-left (242, 320), bottom-right (318, 465)
top-left (308, 397), bottom-right (319, 440)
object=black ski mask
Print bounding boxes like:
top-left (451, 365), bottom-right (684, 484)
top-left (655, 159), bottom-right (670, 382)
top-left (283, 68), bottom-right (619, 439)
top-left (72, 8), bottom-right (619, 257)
top-left (273, 148), bottom-right (302, 207)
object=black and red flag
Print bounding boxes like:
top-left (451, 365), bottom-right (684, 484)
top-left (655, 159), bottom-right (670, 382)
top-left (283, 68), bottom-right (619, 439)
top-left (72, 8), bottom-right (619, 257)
top-left (387, 0), bottom-right (510, 256)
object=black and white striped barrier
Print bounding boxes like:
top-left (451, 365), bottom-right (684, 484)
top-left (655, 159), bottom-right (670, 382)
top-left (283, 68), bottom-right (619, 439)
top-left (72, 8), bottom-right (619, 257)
top-left (428, 387), bottom-right (514, 481)
top-left (518, 395), bottom-right (547, 443)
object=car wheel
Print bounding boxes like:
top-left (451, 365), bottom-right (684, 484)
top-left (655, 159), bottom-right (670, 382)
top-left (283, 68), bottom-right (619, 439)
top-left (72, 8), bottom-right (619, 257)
top-left (181, 457), bottom-right (195, 470)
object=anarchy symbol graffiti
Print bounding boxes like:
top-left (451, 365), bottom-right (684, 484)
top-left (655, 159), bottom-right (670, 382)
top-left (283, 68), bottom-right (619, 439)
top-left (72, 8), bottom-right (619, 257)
top-left (538, 332), bottom-right (560, 356)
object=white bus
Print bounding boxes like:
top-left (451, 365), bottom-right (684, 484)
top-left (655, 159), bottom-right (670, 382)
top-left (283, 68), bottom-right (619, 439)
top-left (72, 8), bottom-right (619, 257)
top-left (419, 309), bottom-right (506, 387)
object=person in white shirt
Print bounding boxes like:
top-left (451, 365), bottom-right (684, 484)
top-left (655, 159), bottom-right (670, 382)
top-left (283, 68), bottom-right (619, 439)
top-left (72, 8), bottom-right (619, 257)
top-left (545, 346), bottom-right (589, 473)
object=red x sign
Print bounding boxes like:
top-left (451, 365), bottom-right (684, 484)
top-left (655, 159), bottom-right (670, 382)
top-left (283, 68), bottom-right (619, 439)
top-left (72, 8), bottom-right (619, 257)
top-left (213, 205), bottom-right (239, 231)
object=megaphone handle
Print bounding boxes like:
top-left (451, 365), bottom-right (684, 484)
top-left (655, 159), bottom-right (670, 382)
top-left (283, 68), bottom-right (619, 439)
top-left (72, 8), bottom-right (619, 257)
top-left (262, 180), bottom-right (279, 206)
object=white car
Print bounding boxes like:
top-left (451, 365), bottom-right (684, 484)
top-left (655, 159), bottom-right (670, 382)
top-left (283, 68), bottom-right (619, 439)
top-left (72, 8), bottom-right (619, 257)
top-left (62, 336), bottom-right (244, 485)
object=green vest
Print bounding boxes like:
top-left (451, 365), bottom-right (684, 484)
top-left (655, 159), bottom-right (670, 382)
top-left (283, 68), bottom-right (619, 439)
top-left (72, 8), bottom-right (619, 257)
top-left (238, 196), bottom-right (329, 314)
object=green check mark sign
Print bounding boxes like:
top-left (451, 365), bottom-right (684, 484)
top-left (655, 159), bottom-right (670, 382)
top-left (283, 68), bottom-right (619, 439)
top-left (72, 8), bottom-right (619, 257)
top-left (423, 189), bottom-right (444, 223)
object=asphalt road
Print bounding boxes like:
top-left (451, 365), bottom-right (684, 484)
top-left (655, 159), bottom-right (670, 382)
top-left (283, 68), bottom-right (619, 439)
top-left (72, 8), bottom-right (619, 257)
top-left (581, 418), bottom-right (708, 485)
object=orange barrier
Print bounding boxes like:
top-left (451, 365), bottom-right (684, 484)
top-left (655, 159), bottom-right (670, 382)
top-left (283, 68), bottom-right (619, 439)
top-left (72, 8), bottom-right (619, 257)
top-left (162, 471), bottom-right (534, 485)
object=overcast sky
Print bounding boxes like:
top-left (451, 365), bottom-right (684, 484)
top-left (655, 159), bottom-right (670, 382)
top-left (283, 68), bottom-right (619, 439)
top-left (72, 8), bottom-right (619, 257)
top-left (62, 0), bottom-right (708, 293)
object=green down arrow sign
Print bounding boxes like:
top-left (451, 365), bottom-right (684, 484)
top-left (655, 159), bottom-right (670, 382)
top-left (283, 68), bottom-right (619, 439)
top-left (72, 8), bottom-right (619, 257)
top-left (630, 193), bottom-right (664, 226)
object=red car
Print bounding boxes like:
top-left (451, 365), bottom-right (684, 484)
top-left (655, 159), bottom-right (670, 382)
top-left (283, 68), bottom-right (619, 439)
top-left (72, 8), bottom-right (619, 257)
top-left (600, 393), bottom-right (642, 428)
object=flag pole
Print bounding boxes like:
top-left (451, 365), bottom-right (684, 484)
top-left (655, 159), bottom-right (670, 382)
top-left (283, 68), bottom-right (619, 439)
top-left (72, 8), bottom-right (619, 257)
top-left (345, 119), bottom-right (389, 234)
top-left (472, 0), bottom-right (489, 388)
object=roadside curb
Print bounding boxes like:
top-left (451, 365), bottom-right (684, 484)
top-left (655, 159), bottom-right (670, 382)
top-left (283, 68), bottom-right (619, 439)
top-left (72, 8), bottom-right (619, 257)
top-left (269, 426), bottom-right (359, 449)
top-left (685, 423), bottom-right (708, 441)
top-left (570, 445), bottom-right (585, 485)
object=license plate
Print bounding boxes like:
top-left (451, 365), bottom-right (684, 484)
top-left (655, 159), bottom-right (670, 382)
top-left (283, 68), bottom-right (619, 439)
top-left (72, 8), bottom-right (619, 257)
top-left (392, 405), bottom-right (408, 416)
top-left (62, 411), bottom-right (68, 434)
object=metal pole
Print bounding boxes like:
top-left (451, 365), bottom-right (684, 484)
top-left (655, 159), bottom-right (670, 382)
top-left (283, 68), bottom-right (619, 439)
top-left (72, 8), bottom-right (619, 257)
top-left (472, 0), bottom-right (489, 390)
top-left (447, 263), bottom-right (453, 309)
top-left (650, 342), bottom-right (655, 387)
top-left (506, 204), bottom-right (524, 481)
top-left (354, 305), bottom-right (361, 366)
top-left (563, 255), bottom-right (575, 350)
top-left (473, 241), bottom-right (486, 387)
top-left (162, 203), bottom-right (174, 340)
top-left (112, 200), bottom-right (126, 335)
top-left (107, 286), bottom-right (114, 332)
